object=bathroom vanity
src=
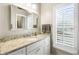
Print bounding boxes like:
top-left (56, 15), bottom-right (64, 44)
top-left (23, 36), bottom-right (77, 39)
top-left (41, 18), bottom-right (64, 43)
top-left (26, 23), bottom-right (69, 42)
top-left (0, 34), bottom-right (50, 55)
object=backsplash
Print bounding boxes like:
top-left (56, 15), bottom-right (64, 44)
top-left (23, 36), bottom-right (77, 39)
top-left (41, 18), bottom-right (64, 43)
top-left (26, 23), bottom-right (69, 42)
top-left (0, 29), bottom-right (37, 41)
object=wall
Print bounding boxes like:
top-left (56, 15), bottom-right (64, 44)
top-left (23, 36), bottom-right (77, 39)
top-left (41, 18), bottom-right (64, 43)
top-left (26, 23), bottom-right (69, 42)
top-left (40, 3), bottom-right (52, 24)
top-left (0, 4), bottom-right (10, 37)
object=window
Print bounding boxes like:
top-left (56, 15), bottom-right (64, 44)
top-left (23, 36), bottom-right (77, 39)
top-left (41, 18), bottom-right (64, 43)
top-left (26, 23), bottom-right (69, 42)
top-left (54, 4), bottom-right (77, 54)
top-left (56, 4), bottom-right (75, 47)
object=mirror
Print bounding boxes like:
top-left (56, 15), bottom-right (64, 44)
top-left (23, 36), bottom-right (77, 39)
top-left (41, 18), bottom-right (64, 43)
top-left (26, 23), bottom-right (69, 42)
top-left (11, 5), bottom-right (39, 32)
top-left (16, 14), bottom-right (26, 29)
top-left (32, 14), bottom-right (38, 28)
top-left (10, 5), bottom-right (30, 30)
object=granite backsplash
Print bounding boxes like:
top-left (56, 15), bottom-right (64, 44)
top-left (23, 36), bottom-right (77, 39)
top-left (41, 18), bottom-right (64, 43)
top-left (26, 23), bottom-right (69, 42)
top-left (0, 29), bottom-right (37, 42)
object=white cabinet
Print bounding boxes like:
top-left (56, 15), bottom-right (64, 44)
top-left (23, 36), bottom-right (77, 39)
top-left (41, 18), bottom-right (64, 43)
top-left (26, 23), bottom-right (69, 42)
top-left (27, 46), bottom-right (43, 55)
top-left (26, 35), bottom-right (50, 55)
top-left (8, 47), bottom-right (26, 55)
top-left (26, 41), bottom-right (40, 54)
top-left (8, 35), bottom-right (50, 55)
top-left (44, 36), bottom-right (50, 54)
top-left (26, 40), bottom-right (44, 55)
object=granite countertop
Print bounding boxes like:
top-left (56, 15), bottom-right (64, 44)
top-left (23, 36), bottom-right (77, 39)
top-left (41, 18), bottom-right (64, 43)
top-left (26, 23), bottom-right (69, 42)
top-left (0, 34), bottom-right (49, 54)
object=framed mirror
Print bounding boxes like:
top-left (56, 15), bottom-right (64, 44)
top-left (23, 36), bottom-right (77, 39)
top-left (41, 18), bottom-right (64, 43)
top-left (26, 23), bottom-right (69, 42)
top-left (16, 14), bottom-right (26, 29)
top-left (10, 5), bottom-right (39, 32)
top-left (32, 14), bottom-right (38, 28)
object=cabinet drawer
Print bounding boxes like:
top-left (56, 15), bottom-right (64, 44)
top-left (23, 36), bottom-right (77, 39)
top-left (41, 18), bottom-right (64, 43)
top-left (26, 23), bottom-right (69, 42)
top-left (27, 46), bottom-right (41, 55)
top-left (8, 47), bottom-right (26, 55)
top-left (27, 41), bottom-right (41, 53)
top-left (44, 36), bottom-right (50, 45)
top-left (44, 47), bottom-right (50, 54)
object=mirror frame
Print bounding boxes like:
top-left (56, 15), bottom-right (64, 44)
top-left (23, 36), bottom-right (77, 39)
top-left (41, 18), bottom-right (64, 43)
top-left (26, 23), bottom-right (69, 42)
top-left (16, 14), bottom-right (26, 30)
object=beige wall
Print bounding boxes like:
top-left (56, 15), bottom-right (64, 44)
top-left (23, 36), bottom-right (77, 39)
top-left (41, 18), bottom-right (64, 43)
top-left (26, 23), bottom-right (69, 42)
top-left (40, 3), bottom-right (52, 24)
top-left (0, 4), bottom-right (10, 36)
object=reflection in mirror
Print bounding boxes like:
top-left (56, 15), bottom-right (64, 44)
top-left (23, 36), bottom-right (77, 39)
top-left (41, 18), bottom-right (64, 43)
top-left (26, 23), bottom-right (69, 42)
top-left (32, 14), bottom-right (38, 28)
top-left (33, 17), bottom-right (38, 28)
top-left (10, 5), bottom-right (39, 33)
top-left (16, 14), bottom-right (26, 29)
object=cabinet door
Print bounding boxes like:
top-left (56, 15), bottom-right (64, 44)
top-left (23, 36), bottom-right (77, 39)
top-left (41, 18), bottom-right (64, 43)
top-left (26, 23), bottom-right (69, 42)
top-left (44, 36), bottom-right (50, 54)
top-left (26, 40), bottom-right (44, 55)
top-left (8, 47), bottom-right (26, 55)
top-left (27, 41), bottom-right (40, 53)
top-left (26, 35), bottom-right (50, 55)
top-left (27, 46), bottom-right (43, 55)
